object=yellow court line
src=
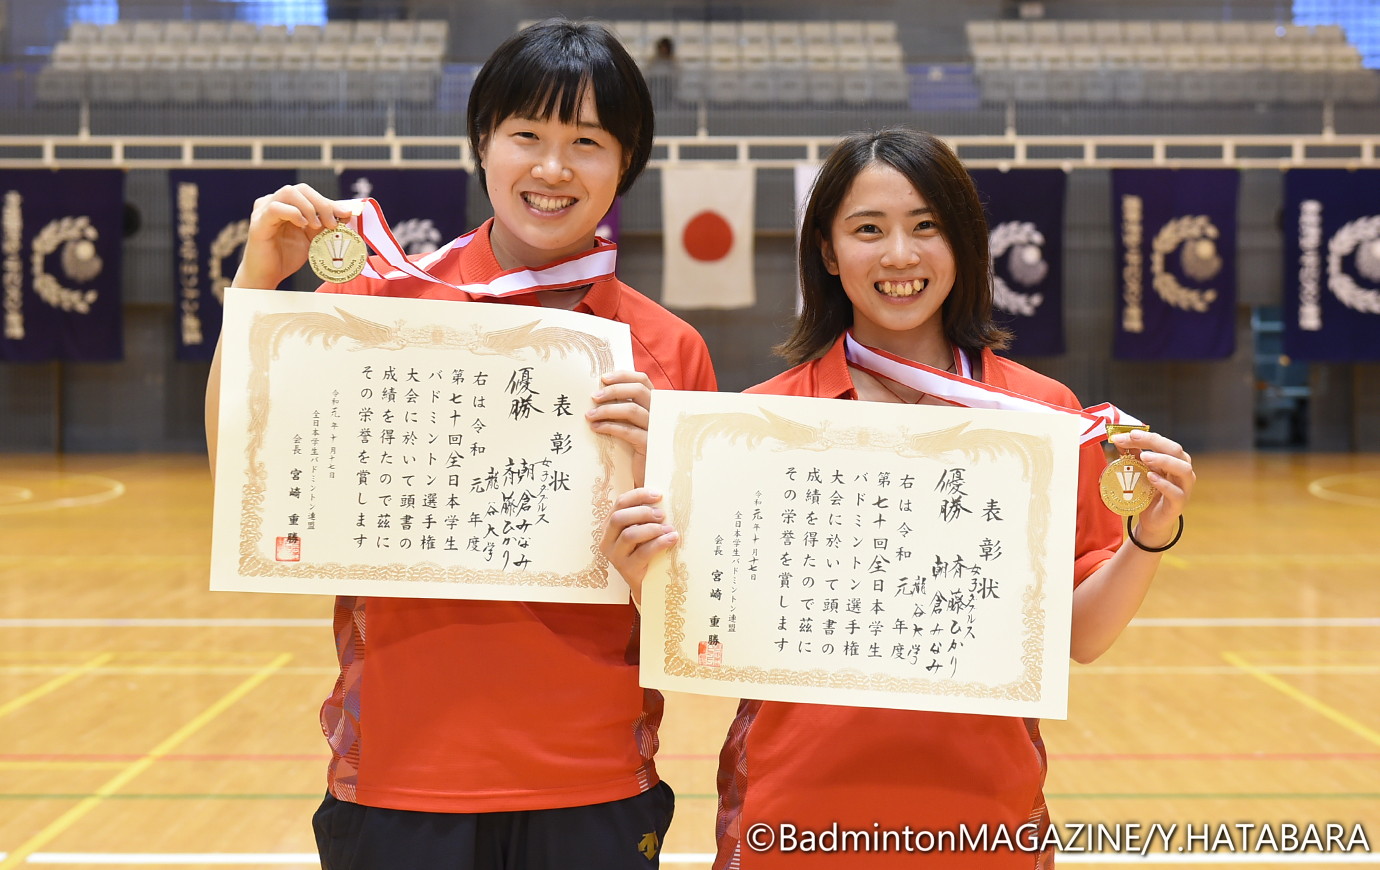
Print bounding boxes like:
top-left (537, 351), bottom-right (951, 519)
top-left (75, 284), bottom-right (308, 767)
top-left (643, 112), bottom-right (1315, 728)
top-left (0, 761), bottom-right (128, 771)
top-left (0, 666), bottom-right (337, 676)
top-left (0, 654), bottom-right (114, 721)
top-left (1308, 472), bottom-right (1380, 508)
top-left (0, 474), bottom-right (126, 515)
top-left (0, 652), bottom-right (292, 870)
top-left (1222, 651), bottom-right (1380, 749)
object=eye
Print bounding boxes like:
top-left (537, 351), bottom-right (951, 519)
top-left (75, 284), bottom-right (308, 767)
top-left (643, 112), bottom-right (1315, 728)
top-left (575, 136), bottom-right (601, 147)
top-left (514, 130), bottom-right (538, 141)
top-left (915, 219), bottom-right (939, 233)
top-left (853, 223), bottom-right (881, 235)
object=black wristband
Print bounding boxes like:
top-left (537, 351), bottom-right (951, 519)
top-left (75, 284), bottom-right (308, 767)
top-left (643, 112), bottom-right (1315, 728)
top-left (1126, 514), bottom-right (1183, 553)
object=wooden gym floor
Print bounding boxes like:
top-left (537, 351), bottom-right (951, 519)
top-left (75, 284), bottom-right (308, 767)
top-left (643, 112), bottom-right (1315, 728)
top-left (1, 452), bottom-right (1377, 868)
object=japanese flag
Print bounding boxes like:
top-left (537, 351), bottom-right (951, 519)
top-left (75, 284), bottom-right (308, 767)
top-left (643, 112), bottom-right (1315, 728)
top-left (661, 165), bottom-right (756, 309)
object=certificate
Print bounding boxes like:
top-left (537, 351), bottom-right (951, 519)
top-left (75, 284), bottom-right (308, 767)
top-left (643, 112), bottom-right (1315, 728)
top-left (210, 287), bottom-right (634, 603)
top-left (640, 390), bottom-right (1081, 718)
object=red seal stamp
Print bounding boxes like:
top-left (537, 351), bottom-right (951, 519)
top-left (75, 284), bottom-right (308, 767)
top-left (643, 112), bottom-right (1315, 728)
top-left (698, 641), bottom-right (724, 667)
top-left (275, 535), bottom-right (301, 562)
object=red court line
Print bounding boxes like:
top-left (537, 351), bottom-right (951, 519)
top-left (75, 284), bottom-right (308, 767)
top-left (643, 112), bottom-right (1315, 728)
top-left (659, 752), bottom-right (1380, 763)
top-left (6, 751), bottom-right (1380, 763)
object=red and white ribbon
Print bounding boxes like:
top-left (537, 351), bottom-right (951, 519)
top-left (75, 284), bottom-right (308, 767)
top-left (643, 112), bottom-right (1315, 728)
top-left (843, 332), bottom-right (1143, 446)
top-left (348, 198), bottom-right (618, 298)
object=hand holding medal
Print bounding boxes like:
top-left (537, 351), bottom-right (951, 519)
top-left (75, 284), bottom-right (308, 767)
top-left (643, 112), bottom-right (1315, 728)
top-left (308, 202), bottom-right (369, 284)
top-left (1101, 424), bottom-right (1195, 553)
top-left (1099, 423), bottom-right (1155, 516)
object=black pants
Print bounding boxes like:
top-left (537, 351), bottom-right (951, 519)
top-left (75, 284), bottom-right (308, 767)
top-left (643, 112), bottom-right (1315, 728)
top-left (313, 781), bottom-right (676, 870)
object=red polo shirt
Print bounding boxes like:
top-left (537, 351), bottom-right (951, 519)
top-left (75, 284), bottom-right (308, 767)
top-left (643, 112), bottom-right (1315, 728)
top-left (715, 335), bottom-right (1120, 868)
top-left (315, 220), bottom-right (717, 812)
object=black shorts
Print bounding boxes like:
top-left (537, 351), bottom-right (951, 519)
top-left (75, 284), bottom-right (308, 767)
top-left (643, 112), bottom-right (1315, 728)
top-left (312, 781), bottom-right (676, 870)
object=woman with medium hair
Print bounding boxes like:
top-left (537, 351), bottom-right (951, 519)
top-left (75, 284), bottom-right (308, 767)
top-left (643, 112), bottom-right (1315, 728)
top-left (605, 128), bottom-right (1195, 867)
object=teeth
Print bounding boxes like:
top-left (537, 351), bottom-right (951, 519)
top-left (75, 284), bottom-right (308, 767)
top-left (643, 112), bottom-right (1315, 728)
top-left (876, 279), bottom-right (926, 297)
top-left (524, 193), bottom-right (576, 212)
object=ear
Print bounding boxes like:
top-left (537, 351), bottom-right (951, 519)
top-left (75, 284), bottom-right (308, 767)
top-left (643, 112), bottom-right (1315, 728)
top-left (819, 232), bottom-right (839, 276)
top-left (476, 134), bottom-right (489, 169)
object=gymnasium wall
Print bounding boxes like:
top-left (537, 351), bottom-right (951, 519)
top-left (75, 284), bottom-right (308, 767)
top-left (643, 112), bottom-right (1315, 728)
top-left (0, 0), bottom-right (1377, 453)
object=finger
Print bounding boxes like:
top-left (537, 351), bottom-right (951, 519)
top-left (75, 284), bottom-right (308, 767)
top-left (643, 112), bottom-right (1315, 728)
top-left (600, 370), bottom-right (654, 391)
top-left (1140, 450), bottom-right (1196, 497)
top-left (611, 522), bottom-right (677, 556)
top-left (589, 420), bottom-right (649, 451)
top-left (601, 505), bottom-right (667, 551)
top-left (289, 182), bottom-right (353, 229)
top-left (600, 491), bottom-right (665, 552)
top-left (587, 401), bottom-right (650, 432)
top-left (592, 381), bottom-right (653, 411)
top-left (612, 487), bottom-right (664, 511)
top-left (253, 185), bottom-right (325, 235)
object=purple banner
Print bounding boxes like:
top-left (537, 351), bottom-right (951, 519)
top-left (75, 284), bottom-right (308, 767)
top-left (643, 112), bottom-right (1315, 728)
top-left (1112, 170), bottom-right (1238, 360)
top-left (969, 169), bottom-right (1065, 356)
top-left (597, 197), bottom-right (621, 246)
top-left (337, 169), bottom-right (469, 255)
top-left (171, 169), bottom-right (296, 362)
top-left (1, 170), bottom-right (124, 362)
top-left (1283, 170), bottom-right (1380, 361)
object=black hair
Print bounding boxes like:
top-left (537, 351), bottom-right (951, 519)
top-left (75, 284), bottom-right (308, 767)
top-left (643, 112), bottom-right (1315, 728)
top-left (779, 127), bottom-right (1011, 365)
top-left (467, 19), bottom-right (655, 197)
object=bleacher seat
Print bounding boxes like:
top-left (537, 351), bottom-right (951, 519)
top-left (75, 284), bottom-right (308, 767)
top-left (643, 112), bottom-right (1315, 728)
top-left (1028, 21), bottom-right (1060, 44)
top-left (1060, 21), bottom-right (1093, 43)
top-left (995, 21), bottom-right (1028, 44)
top-left (260, 24), bottom-right (289, 44)
top-left (353, 21), bottom-right (384, 46)
top-left (67, 22), bottom-right (101, 44)
top-left (1154, 21), bottom-right (1189, 43)
top-left (865, 21), bottom-right (898, 46)
top-left (802, 21), bottom-right (835, 46)
top-left (193, 22), bottom-right (229, 44)
top-left (1091, 21), bottom-right (1124, 44)
top-left (226, 21), bottom-right (258, 44)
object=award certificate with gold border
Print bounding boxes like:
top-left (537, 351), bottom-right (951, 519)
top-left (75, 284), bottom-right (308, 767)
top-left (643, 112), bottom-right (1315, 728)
top-left (640, 389), bottom-right (1080, 718)
top-left (210, 287), bottom-right (634, 603)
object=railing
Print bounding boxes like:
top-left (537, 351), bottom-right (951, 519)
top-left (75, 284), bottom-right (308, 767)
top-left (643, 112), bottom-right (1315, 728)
top-left (2, 132), bottom-right (1379, 170)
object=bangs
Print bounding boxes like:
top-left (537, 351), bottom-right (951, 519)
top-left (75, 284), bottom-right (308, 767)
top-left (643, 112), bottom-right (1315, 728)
top-left (468, 19), bottom-right (655, 195)
top-left (491, 29), bottom-right (625, 131)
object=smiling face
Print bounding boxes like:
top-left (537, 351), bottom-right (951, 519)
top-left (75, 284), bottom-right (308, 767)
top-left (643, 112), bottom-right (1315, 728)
top-left (820, 162), bottom-right (956, 366)
top-left (479, 87), bottom-right (625, 270)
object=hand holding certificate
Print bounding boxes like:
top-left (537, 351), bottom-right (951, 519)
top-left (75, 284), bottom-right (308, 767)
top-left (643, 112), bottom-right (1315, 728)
top-left (210, 287), bottom-right (636, 603)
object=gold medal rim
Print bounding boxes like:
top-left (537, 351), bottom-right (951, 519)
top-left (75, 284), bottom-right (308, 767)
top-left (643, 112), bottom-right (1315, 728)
top-left (308, 224), bottom-right (369, 284)
top-left (1098, 455), bottom-right (1155, 516)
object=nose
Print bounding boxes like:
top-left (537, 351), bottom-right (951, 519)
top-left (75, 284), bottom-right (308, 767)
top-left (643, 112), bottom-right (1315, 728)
top-left (879, 231), bottom-right (920, 269)
top-left (531, 146), bottom-right (573, 183)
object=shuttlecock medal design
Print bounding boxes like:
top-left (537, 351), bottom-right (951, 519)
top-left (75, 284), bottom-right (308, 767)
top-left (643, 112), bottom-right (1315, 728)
top-left (308, 221), bottom-right (369, 284)
top-left (1098, 423), bottom-right (1156, 516)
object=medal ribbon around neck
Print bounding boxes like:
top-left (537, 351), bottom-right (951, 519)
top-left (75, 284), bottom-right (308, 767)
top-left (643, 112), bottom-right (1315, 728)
top-left (843, 331), bottom-right (1143, 446)
top-left (348, 197), bottom-right (619, 297)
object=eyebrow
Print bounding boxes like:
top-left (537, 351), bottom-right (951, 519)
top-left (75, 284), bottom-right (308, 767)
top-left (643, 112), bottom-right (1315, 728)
top-left (842, 206), bottom-right (933, 221)
top-left (513, 113), bottom-right (607, 131)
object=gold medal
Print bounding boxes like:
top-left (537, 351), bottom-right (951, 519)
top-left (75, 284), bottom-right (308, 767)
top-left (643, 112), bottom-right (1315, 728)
top-left (308, 222), bottom-right (368, 284)
top-left (1099, 423), bottom-right (1155, 516)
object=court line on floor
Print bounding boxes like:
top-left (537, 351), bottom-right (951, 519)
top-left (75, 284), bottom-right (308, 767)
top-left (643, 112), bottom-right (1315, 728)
top-left (1, 793), bottom-right (1376, 803)
top-left (3, 617), bottom-right (1378, 629)
top-left (1222, 652), bottom-right (1380, 749)
top-left (6, 750), bottom-right (1379, 768)
top-left (1309, 472), bottom-right (1380, 508)
top-left (0, 654), bottom-right (112, 721)
top-left (0, 475), bottom-right (126, 514)
top-left (0, 653), bottom-right (292, 870)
